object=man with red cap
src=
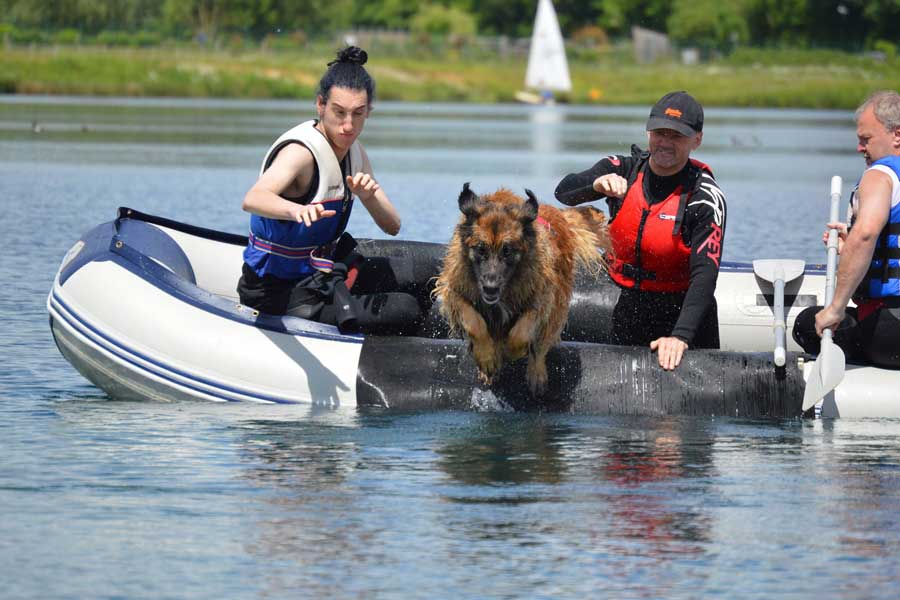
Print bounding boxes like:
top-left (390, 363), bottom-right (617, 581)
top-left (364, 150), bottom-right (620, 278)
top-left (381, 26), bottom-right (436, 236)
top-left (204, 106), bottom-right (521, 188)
top-left (556, 91), bottom-right (727, 370)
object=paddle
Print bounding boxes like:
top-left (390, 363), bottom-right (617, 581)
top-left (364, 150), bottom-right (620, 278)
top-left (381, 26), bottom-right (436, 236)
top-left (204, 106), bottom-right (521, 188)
top-left (752, 258), bottom-right (806, 366)
top-left (802, 176), bottom-right (847, 411)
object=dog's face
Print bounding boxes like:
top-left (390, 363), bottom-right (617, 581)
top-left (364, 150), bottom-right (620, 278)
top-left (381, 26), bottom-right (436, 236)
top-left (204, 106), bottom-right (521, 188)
top-left (457, 183), bottom-right (539, 305)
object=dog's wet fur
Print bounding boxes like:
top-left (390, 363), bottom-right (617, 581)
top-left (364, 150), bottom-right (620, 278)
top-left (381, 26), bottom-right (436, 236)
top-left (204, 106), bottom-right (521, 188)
top-left (434, 183), bottom-right (610, 395)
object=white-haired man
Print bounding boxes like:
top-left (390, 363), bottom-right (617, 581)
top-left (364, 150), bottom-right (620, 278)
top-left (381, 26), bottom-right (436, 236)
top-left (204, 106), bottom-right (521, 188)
top-left (794, 90), bottom-right (900, 368)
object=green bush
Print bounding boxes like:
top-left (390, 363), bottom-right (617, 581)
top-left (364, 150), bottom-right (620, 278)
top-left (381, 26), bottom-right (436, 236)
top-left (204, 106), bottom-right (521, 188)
top-left (410, 4), bottom-right (476, 39)
top-left (0, 23), bottom-right (15, 42)
top-left (96, 31), bottom-right (131, 47)
top-left (7, 26), bottom-right (47, 45)
top-left (667, 0), bottom-right (747, 52)
top-left (133, 31), bottom-right (162, 47)
top-left (89, 30), bottom-right (161, 47)
top-left (52, 29), bottom-right (81, 45)
top-left (0, 73), bottom-right (16, 93)
top-left (872, 40), bottom-right (897, 62)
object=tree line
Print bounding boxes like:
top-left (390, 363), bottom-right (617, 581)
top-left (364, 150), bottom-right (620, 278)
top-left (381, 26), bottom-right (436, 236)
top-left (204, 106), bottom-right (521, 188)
top-left (1, 0), bottom-right (897, 52)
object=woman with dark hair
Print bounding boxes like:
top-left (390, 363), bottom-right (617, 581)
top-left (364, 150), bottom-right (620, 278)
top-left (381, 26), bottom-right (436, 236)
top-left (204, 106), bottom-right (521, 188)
top-left (237, 46), bottom-right (419, 333)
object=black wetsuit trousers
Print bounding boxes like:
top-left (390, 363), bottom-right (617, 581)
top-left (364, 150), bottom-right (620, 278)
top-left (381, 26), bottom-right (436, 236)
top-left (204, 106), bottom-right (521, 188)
top-left (792, 303), bottom-right (900, 369)
top-left (237, 256), bottom-right (421, 335)
top-left (611, 287), bottom-right (720, 349)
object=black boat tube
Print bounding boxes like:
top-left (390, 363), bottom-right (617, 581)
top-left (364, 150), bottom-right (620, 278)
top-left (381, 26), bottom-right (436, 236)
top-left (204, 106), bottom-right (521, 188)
top-left (356, 337), bottom-right (805, 417)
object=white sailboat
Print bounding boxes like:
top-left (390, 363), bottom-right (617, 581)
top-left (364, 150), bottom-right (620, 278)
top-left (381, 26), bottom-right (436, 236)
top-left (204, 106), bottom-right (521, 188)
top-left (516, 0), bottom-right (572, 104)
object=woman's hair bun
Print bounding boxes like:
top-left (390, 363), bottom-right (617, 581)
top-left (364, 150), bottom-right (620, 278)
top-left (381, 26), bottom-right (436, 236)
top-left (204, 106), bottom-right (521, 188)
top-left (329, 46), bottom-right (368, 67)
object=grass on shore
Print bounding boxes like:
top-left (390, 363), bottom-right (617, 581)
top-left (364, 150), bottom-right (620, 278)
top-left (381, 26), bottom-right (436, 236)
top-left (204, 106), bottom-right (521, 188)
top-left (1, 45), bottom-right (898, 109)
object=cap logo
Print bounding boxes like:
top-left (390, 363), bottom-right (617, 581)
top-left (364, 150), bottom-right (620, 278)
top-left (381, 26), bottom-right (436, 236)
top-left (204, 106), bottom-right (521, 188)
top-left (665, 107), bottom-right (682, 118)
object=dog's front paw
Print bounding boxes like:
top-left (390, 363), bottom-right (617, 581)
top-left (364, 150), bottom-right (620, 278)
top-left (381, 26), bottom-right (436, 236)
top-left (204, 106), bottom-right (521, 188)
top-left (472, 341), bottom-right (500, 383)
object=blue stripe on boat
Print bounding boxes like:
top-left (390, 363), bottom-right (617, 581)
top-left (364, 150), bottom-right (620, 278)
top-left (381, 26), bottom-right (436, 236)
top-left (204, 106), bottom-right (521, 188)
top-left (50, 290), bottom-right (323, 404)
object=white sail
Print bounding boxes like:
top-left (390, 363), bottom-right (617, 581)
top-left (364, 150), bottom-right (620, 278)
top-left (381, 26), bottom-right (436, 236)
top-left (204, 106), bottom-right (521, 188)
top-left (524, 0), bottom-right (572, 93)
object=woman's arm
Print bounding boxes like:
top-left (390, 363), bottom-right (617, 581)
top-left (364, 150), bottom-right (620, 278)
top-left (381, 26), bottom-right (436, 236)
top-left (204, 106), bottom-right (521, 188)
top-left (241, 144), bottom-right (336, 226)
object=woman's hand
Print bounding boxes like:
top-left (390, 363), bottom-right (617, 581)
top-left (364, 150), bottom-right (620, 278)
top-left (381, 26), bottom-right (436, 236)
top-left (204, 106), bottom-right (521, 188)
top-left (346, 173), bottom-right (381, 203)
top-left (288, 202), bottom-right (336, 227)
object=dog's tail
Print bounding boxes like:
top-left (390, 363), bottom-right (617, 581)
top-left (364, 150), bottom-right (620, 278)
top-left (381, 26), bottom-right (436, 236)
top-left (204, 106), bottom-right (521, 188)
top-left (561, 206), bottom-right (610, 276)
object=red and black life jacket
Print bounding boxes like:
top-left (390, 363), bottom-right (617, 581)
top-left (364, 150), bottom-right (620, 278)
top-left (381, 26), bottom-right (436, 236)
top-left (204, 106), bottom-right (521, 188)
top-left (607, 146), bottom-right (713, 292)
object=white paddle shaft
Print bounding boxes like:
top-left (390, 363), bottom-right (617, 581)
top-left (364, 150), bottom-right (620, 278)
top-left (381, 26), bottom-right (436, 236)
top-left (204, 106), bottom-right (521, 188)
top-left (773, 264), bottom-right (786, 367)
top-left (824, 175), bottom-right (842, 309)
top-left (752, 259), bottom-right (805, 368)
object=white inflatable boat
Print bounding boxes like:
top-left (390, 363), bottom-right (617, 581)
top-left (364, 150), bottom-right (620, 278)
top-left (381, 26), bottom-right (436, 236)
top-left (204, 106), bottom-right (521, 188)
top-left (48, 208), bottom-right (900, 418)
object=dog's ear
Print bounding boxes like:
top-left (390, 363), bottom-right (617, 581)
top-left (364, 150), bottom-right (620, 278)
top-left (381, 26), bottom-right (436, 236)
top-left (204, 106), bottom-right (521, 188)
top-left (522, 189), bottom-right (539, 222)
top-left (459, 182), bottom-right (479, 217)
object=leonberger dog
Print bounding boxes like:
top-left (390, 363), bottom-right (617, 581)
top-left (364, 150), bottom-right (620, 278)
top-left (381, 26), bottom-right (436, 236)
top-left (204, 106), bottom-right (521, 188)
top-left (434, 183), bottom-right (609, 396)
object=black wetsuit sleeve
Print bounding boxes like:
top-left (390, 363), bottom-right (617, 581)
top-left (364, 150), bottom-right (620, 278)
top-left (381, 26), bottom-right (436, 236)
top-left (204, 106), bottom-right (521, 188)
top-left (671, 174), bottom-right (727, 345)
top-left (555, 156), bottom-right (633, 207)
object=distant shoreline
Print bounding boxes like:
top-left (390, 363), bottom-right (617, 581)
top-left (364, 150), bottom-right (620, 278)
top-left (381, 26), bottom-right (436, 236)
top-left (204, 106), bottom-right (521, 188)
top-left (2, 46), bottom-right (897, 109)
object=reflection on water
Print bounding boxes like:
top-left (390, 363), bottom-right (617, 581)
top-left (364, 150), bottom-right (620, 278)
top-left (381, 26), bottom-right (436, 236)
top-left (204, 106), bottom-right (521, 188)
top-left (230, 415), bottom-right (727, 595)
top-left (810, 420), bottom-right (900, 572)
top-left (438, 415), bottom-right (569, 487)
top-left (528, 105), bottom-right (563, 180)
top-left (598, 420), bottom-right (714, 560)
top-left (218, 413), bottom-right (900, 597)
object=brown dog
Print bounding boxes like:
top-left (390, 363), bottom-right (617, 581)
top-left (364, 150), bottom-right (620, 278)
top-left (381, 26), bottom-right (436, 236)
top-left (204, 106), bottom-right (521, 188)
top-left (434, 183), bottom-right (609, 395)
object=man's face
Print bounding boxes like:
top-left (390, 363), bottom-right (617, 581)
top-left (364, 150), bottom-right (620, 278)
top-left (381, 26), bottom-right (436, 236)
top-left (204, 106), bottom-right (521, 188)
top-left (857, 106), bottom-right (900, 166)
top-left (647, 128), bottom-right (702, 176)
top-left (316, 86), bottom-right (370, 154)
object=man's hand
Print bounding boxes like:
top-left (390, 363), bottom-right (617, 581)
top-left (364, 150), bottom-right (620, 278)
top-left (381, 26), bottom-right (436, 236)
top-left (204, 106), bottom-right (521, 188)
top-left (346, 172), bottom-right (380, 203)
top-left (650, 336), bottom-right (688, 370)
top-left (289, 203), bottom-right (336, 227)
top-left (592, 174), bottom-right (628, 198)
top-left (814, 304), bottom-right (846, 337)
top-left (821, 221), bottom-right (848, 254)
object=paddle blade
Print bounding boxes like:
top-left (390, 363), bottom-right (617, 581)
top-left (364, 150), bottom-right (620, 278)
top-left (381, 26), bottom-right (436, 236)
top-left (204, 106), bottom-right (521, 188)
top-left (752, 259), bottom-right (806, 283)
top-left (802, 340), bottom-right (846, 411)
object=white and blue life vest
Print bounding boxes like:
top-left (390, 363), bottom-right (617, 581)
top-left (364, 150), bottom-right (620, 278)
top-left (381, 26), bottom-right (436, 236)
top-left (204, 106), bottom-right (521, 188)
top-left (243, 120), bottom-right (365, 280)
top-left (853, 155), bottom-right (900, 298)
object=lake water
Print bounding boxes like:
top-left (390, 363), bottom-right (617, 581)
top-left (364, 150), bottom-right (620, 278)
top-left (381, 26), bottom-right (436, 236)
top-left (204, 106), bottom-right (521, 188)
top-left (2, 96), bottom-right (898, 599)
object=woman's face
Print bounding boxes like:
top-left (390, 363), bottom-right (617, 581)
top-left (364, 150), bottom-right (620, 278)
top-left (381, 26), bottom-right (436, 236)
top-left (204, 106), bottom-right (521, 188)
top-left (316, 86), bottom-right (370, 155)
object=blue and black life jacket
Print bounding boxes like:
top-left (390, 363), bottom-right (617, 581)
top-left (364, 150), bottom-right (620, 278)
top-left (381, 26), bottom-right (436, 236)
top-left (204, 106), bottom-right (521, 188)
top-left (853, 155), bottom-right (900, 298)
top-left (243, 120), bottom-right (365, 280)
